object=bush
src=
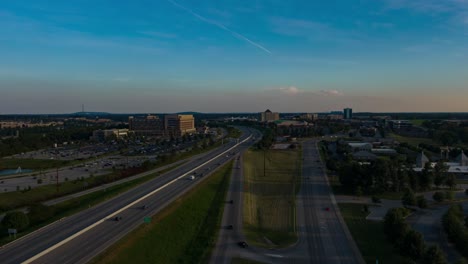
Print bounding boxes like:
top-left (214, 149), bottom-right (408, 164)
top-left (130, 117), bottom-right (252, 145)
top-left (445, 191), bottom-right (455, 201)
top-left (28, 204), bottom-right (55, 223)
top-left (422, 245), bottom-right (448, 264)
top-left (400, 230), bottom-right (425, 261)
top-left (402, 188), bottom-right (416, 206)
top-left (433, 192), bottom-right (445, 202)
top-left (417, 195), bottom-right (428, 209)
top-left (384, 208), bottom-right (410, 244)
top-left (372, 196), bottom-right (382, 203)
top-left (1, 211), bottom-right (29, 231)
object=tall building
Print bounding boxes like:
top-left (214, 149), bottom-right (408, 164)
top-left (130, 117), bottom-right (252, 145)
top-left (344, 108), bottom-right (353, 119)
top-left (164, 114), bottom-right (196, 136)
top-left (260, 109), bottom-right (280, 122)
top-left (128, 115), bottom-right (164, 136)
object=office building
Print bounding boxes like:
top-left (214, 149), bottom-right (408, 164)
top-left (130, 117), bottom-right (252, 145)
top-left (344, 108), bottom-right (353, 119)
top-left (128, 115), bottom-right (164, 136)
top-left (260, 109), bottom-right (280, 122)
top-left (164, 114), bottom-right (196, 136)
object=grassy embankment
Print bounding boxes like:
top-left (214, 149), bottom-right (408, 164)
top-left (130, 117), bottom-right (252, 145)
top-left (0, 163), bottom-right (181, 246)
top-left (92, 161), bottom-right (233, 264)
top-left (243, 148), bottom-right (301, 248)
top-left (339, 203), bottom-right (412, 264)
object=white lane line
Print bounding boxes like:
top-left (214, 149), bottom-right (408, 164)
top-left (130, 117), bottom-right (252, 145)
top-left (265, 254), bottom-right (284, 258)
top-left (22, 135), bottom-right (252, 264)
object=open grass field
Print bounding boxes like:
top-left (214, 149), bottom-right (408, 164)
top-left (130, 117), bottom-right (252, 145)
top-left (0, 158), bottom-right (72, 170)
top-left (410, 119), bottom-right (426, 126)
top-left (92, 161), bottom-right (233, 264)
top-left (243, 148), bottom-right (301, 248)
top-left (338, 203), bottom-right (412, 264)
top-left (389, 133), bottom-right (437, 147)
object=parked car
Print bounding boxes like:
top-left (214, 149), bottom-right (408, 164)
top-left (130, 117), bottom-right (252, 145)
top-left (238, 241), bottom-right (248, 248)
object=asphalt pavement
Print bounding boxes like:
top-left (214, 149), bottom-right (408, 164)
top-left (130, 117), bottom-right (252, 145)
top-left (0, 127), bottom-right (256, 264)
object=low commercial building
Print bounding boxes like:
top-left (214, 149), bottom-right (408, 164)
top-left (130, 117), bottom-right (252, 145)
top-left (92, 129), bottom-right (129, 141)
top-left (348, 142), bottom-right (372, 152)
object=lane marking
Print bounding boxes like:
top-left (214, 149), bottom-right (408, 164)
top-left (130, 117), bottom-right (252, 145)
top-left (22, 134), bottom-right (252, 264)
top-left (265, 254), bottom-right (284, 258)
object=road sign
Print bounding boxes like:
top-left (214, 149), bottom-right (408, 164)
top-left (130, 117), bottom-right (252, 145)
top-left (144, 217), bottom-right (151, 223)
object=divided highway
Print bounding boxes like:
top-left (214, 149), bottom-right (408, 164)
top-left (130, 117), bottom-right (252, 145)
top-left (210, 139), bottom-right (365, 264)
top-left (0, 127), bottom-right (260, 264)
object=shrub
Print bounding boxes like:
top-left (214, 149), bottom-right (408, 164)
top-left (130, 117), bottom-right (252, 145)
top-left (433, 192), bottom-right (445, 202)
top-left (445, 191), bottom-right (455, 201)
top-left (372, 196), bottom-right (382, 203)
top-left (1, 211), bottom-right (29, 231)
top-left (417, 195), bottom-right (428, 209)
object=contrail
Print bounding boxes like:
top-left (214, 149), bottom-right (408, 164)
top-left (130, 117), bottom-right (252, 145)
top-left (167, 0), bottom-right (272, 54)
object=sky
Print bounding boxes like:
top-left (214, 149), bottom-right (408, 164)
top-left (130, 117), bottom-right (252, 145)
top-left (1, 0), bottom-right (468, 114)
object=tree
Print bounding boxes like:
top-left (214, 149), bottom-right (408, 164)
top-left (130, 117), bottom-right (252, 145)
top-left (455, 258), bottom-right (468, 264)
top-left (433, 192), bottom-right (445, 202)
top-left (402, 188), bottom-right (416, 206)
top-left (417, 195), bottom-right (428, 209)
top-left (420, 162), bottom-right (434, 191)
top-left (28, 204), bottom-right (54, 223)
top-left (1, 211), bottom-right (29, 231)
top-left (384, 208), bottom-right (409, 244)
top-left (433, 161), bottom-right (448, 187)
top-left (446, 174), bottom-right (457, 190)
top-left (422, 245), bottom-right (448, 264)
top-left (401, 229), bottom-right (425, 261)
top-left (445, 191), bottom-right (455, 201)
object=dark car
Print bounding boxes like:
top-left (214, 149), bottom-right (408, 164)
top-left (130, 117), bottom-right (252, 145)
top-left (238, 241), bottom-right (248, 248)
top-left (142, 205), bottom-right (148, 210)
top-left (229, 200), bottom-right (234, 204)
top-left (114, 216), bottom-right (123, 221)
top-left (226, 225), bottom-right (233, 230)
top-left (325, 207), bottom-right (330, 211)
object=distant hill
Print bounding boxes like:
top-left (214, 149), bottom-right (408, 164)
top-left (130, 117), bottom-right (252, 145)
top-left (71, 112), bottom-right (111, 116)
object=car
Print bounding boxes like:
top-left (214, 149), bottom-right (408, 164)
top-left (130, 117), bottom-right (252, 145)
top-left (142, 205), bottom-right (148, 210)
top-left (229, 200), bottom-right (234, 204)
top-left (226, 225), bottom-right (233, 230)
top-left (325, 207), bottom-right (330, 211)
top-left (114, 216), bottom-right (123, 221)
top-left (238, 241), bottom-right (248, 248)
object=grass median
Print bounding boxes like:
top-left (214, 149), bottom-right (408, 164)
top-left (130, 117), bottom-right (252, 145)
top-left (92, 161), bottom-right (233, 264)
top-left (338, 203), bottom-right (411, 264)
top-left (243, 148), bottom-right (301, 248)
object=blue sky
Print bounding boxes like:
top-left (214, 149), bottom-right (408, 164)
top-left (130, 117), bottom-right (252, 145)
top-left (1, 0), bottom-right (468, 113)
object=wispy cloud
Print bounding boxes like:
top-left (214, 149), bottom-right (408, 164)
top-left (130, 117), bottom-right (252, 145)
top-left (318, 89), bottom-right (344, 96)
top-left (267, 87), bottom-right (344, 97)
top-left (167, 0), bottom-right (271, 54)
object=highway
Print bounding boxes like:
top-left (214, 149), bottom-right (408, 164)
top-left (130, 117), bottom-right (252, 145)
top-left (210, 139), bottom-right (365, 264)
top-left (0, 127), bottom-right (259, 264)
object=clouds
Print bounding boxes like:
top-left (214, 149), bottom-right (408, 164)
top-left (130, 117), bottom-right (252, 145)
top-left (318, 90), bottom-right (344, 96)
top-left (268, 86), bottom-right (344, 97)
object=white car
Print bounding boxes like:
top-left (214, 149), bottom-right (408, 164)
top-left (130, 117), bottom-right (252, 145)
top-left (189, 175), bottom-right (195, 180)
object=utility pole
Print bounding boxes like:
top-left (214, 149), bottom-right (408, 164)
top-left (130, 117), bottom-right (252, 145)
top-left (56, 167), bottom-right (59, 192)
